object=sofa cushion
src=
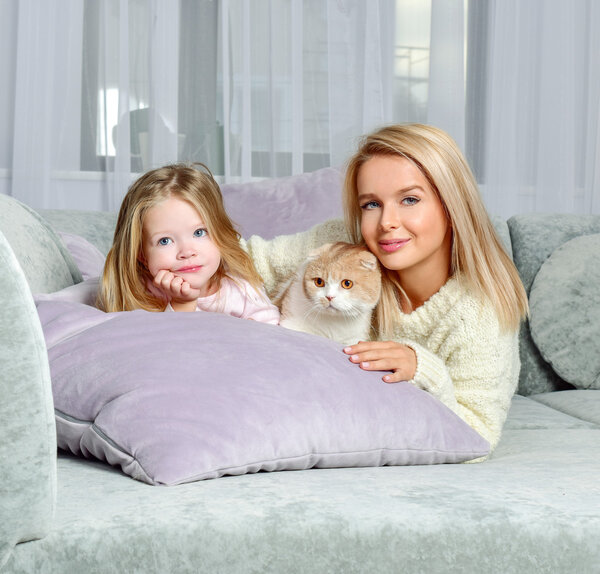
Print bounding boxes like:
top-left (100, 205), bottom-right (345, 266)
top-left (36, 300), bottom-right (490, 486)
top-left (530, 390), bottom-right (600, 427)
top-left (0, 195), bottom-right (81, 294)
top-left (529, 234), bottom-right (600, 390)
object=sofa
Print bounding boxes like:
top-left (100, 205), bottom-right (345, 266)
top-left (1, 169), bottom-right (599, 573)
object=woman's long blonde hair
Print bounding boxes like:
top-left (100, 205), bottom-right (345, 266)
top-left (98, 163), bottom-right (264, 312)
top-left (344, 123), bottom-right (528, 337)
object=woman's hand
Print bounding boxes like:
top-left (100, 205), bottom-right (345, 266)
top-left (343, 341), bottom-right (417, 383)
top-left (153, 269), bottom-right (202, 310)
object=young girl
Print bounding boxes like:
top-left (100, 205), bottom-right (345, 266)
top-left (243, 124), bottom-right (528, 452)
top-left (98, 163), bottom-right (280, 324)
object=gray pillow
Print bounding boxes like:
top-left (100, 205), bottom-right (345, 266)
top-left (36, 300), bottom-right (489, 485)
top-left (529, 234), bottom-right (600, 389)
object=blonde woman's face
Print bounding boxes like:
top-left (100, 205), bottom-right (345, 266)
top-left (357, 155), bottom-right (451, 285)
top-left (140, 196), bottom-right (221, 294)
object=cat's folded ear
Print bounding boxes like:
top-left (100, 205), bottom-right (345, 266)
top-left (359, 250), bottom-right (379, 271)
top-left (307, 243), bottom-right (333, 261)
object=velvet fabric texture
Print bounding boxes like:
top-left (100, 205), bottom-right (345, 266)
top-left (531, 390), bottom-right (600, 426)
top-left (5, 395), bottom-right (600, 574)
top-left (34, 278), bottom-right (100, 307)
top-left (57, 232), bottom-right (106, 280)
top-left (507, 213), bottom-right (600, 395)
top-left (529, 234), bottom-right (600, 390)
top-left (220, 167), bottom-right (345, 239)
top-left (39, 209), bottom-right (117, 256)
top-left (0, 231), bottom-right (56, 569)
top-left (39, 301), bottom-right (489, 485)
top-left (2, 193), bottom-right (599, 572)
top-left (0, 195), bottom-right (81, 294)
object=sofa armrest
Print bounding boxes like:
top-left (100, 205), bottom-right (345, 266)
top-left (0, 231), bottom-right (56, 568)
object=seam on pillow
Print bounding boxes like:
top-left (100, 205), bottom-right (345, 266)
top-left (90, 423), bottom-right (131, 456)
top-left (88, 424), bottom-right (155, 484)
top-left (174, 446), bottom-right (489, 485)
top-left (54, 409), bottom-right (91, 425)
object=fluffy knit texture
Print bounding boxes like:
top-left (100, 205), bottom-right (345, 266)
top-left (243, 219), bottom-right (520, 451)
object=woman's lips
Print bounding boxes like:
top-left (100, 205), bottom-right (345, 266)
top-left (378, 239), bottom-right (409, 253)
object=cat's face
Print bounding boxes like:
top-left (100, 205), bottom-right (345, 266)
top-left (302, 243), bottom-right (382, 316)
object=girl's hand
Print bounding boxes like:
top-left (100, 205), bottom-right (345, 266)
top-left (153, 269), bottom-right (202, 304)
top-left (343, 341), bottom-right (417, 383)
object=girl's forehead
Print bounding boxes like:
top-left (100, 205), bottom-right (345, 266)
top-left (142, 196), bottom-right (205, 229)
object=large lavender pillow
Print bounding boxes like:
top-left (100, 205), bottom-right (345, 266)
top-left (37, 301), bottom-right (489, 485)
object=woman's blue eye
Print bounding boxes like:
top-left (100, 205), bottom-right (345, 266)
top-left (158, 237), bottom-right (172, 246)
top-left (402, 196), bottom-right (419, 206)
top-left (360, 200), bottom-right (380, 210)
top-left (194, 228), bottom-right (207, 238)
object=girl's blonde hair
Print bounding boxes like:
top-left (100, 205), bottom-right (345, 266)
top-left (344, 123), bottom-right (528, 336)
top-left (98, 163), bottom-right (264, 312)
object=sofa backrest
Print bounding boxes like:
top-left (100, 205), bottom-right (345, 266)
top-left (0, 229), bottom-right (57, 568)
top-left (508, 213), bottom-right (600, 395)
top-left (0, 194), bottom-right (81, 294)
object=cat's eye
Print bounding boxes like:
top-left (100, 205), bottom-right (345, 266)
top-left (313, 277), bottom-right (325, 288)
top-left (341, 279), bottom-right (353, 289)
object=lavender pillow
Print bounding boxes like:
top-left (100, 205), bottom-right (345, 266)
top-left (58, 232), bottom-right (106, 280)
top-left (34, 277), bottom-right (100, 307)
top-left (37, 301), bottom-right (489, 485)
top-left (221, 167), bottom-right (344, 239)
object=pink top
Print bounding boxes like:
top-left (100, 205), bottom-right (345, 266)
top-left (165, 276), bottom-right (280, 325)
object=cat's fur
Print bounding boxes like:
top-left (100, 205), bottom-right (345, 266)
top-left (275, 242), bottom-right (382, 345)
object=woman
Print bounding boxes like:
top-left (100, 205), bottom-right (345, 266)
top-left (245, 124), bottom-right (528, 451)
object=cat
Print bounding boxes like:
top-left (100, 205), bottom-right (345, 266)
top-left (275, 242), bottom-right (382, 346)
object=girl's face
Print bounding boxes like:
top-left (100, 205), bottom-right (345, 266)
top-left (140, 196), bottom-right (221, 295)
top-left (357, 155), bottom-right (452, 284)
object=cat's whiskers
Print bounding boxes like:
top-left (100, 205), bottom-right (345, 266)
top-left (279, 242), bottom-right (382, 345)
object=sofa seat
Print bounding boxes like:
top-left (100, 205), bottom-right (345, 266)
top-left (6, 394), bottom-right (599, 574)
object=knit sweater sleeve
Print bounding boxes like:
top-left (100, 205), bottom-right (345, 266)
top-left (396, 295), bottom-right (520, 452)
top-left (241, 218), bottom-right (351, 298)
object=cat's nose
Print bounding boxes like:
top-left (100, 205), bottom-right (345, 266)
top-left (326, 295), bottom-right (335, 301)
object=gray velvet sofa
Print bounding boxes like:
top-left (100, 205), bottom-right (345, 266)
top-left (1, 183), bottom-right (599, 573)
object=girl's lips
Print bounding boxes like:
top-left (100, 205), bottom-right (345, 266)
top-left (378, 239), bottom-right (409, 253)
top-left (175, 265), bottom-right (202, 273)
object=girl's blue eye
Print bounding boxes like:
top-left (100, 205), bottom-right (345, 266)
top-left (194, 228), bottom-right (207, 238)
top-left (158, 237), bottom-right (172, 246)
top-left (360, 200), bottom-right (380, 210)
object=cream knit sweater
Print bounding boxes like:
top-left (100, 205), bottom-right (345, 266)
top-left (243, 219), bottom-right (520, 451)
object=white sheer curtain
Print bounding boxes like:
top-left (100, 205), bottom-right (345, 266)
top-left (471, 0), bottom-right (600, 217)
top-left (1, 0), bottom-right (598, 216)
